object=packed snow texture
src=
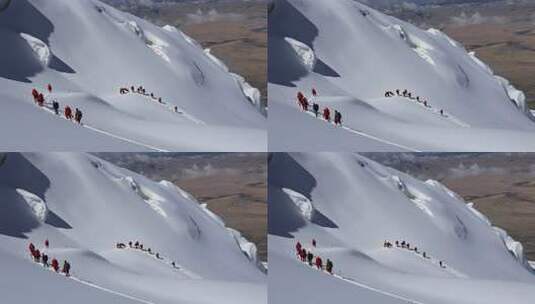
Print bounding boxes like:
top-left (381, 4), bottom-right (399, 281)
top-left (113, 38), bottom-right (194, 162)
top-left (284, 37), bottom-right (316, 71)
top-left (15, 188), bottom-right (48, 222)
top-left (269, 153), bottom-right (535, 304)
top-left (282, 187), bottom-right (314, 220)
top-left (19, 33), bottom-right (51, 66)
top-left (0, 0), bottom-right (265, 151)
top-left (268, 0), bottom-right (535, 151)
top-left (0, 153), bottom-right (266, 304)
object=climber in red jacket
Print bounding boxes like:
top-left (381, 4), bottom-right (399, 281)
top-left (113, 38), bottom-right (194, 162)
top-left (315, 256), bottom-right (323, 270)
top-left (64, 106), bottom-right (73, 120)
top-left (51, 258), bottom-right (59, 272)
top-left (323, 107), bottom-right (331, 121)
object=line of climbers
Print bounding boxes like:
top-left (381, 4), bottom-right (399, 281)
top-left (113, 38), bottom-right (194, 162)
top-left (31, 84), bottom-right (83, 124)
top-left (295, 239), bottom-right (334, 274)
top-left (384, 240), bottom-right (446, 269)
top-left (297, 88), bottom-right (343, 126)
top-left (116, 241), bottom-right (179, 269)
top-left (384, 89), bottom-right (445, 116)
top-left (28, 240), bottom-right (71, 276)
top-left (119, 85), bottom-right (180, 113)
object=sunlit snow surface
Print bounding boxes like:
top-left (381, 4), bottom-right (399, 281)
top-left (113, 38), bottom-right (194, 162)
top-left (269, 153), bottom-right (535, 304)
top-left (0, 0), bottom-right (265, 151)
top-left (0, 153), bottom-right (266, 304)
top-left (268, 0), bottom-right (535, 151)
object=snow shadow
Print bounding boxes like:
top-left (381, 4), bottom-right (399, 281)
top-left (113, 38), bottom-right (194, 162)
top-left (268, 187), bottom-right (306, 238)
top-left (269, 0), bottom-right (318, 53)
top-left (0, 187), bottom-right (40, 239)
top-left (269, 153), bottom-right (317, 238)
top-left (0, 0), bottom-right (75, 82)
top-left (0, 30), bottom-right (43, 83)
top-left (311, 211), bottom-right (338, 229)
top-left (0, 154), bottom-right (50, 199)
top-left (45, 211), bottom-right (72, 229)
top-left (269, 0), bottom-right (314, 86)
top-left (268, 36), bottom-right (307, 87)
top-left (0, 154), bottom-right (71, 238)
top-left (49, 55), bottom-right (76, 74)
top-left (313, 59), bottom-right (340, 78)
top-left (0, 0), bottom-right (54, 45)
top-left (269, 153), bottom-right (316, 201)
top-left (269, 0), bottom-right (339, 86)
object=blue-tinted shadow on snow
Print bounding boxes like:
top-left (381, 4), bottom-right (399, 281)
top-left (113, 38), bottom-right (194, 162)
top-left (45, 211), bottom-right (72, 229)
top-left (269, 153), bottom-right (315, 238)
top-left (269, 186), bottom-right (306, 238)
top-left (311, 210), bottom-right (338, 229)
top-left (269, 0), bottom-right (340, 86)
top-left (269, 153), bottom-right (338, 237)
top-left (0, 0), bottom-right (76, 82)
top-left (0, 188), bottom-right (40, 239)
top-left (269, 0), bottom-right (318, 50)
top-left (49, 55), bottom-right (76, 74)
top-left (269, 153), bottom-right (316, 201)
top-left (313, 59), bottom-right (340, 78)
top-left (0, 154), bottom-right (71, 239)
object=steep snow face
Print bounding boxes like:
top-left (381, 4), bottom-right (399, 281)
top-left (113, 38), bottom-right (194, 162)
top-left (269, 153), bottom-right (535, 304)
top-left (0, 153), bottom-right (266, 304)
top-left (282, 187), bottom-right (314, 220)
top-left (285, 37), bottom-right (316, 71)
top-left (0, 0), bottom-right (265, 151)
top-left (15, 188), bottom-right (48, 222)
top-left (268, 0), bottom-right (535, 152)
top-left (19, 33), bottom-right (51, 66)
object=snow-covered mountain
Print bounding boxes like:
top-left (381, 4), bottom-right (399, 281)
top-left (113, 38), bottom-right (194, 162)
top-left (268, 0), bottom-right (535, 151)
top-left (0, 153), bottom-right (266, 304)
top-left (269, 153), bottom-right (535, 304)
top-left (0, 0), bottom-right (266, 152)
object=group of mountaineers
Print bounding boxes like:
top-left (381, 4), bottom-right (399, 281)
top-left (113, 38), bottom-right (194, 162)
top-left (28, 240), bottom-right (71, 276)
top-left (31, 84), bottom-right (83, 124)
top-left (385, 89), bottom-right (446, 116)
top-left (294, 238), bottom-right (448, 278)
top-left (29, 238), bottom-right (184, 280)
top-left (295, 87), bottom-right (449, 127)
top-left (116, 240), bottom-right (180, 269)
top-left (384, 240), bottom-right (447, 269)
top-left (296, 88), bottom-right (343, 126)
top-left (295, 239), bottom-right (334, 275)
top-left (31, 83), bottom-right (183, 128)
top-left (119, 85), bottom-right (180, 114)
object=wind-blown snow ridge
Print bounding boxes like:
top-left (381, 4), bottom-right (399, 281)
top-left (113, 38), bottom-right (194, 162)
top-left (285, 37), bottom-right (316, 70)
top-left (20, 33), bottom-right (50, 66)
top-left (16, 188), bottom-right (47, 222)
top-left (157, 179), bottom-right (265, 273)
top-left (201, 47), bottom-right (264, 114)
top-left (199, 202), bottom-right (267, 273)
top-left (282, 188), bottom-right (313, 220)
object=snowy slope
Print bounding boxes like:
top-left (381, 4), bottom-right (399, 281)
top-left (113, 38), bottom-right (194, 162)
top-left (269, 153), bottom-right (535, 304)
top-left (0, 153), bottom-right (266, 304)
top-left (268, 0), bottom-right (535, 151)
top-left (0, 0), bottom-right (266, 152)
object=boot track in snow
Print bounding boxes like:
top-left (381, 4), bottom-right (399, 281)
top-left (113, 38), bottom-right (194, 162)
top-left (297, 259), bottom-right (426, 304)
top-left (299, 106), bottom-right (422, 152)
top-left (119, 90), bottom-right (205, 125)
top-left (37, 102), bottom-right (170, 152)
top-left (28, 255), bottom-right (156, 304)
